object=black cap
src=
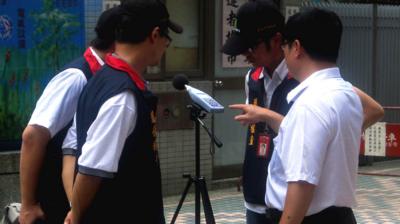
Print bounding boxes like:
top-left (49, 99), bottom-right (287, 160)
top-left (120, 0), bottom-right (183, 34)
top-left (90, 7), bottom-right (122, 50)
top-left (95, 7), bottom-right (121, 41)
top-left (221, 0), bottom-right (284, 56)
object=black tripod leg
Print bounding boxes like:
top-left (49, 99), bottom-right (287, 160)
top-left (170, 178), bottom-right (193, 224)
top-left (199, 178), bottom-right (216, 224)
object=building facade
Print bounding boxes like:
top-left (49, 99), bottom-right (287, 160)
top-left (1, 0), bottom-right (399, 214)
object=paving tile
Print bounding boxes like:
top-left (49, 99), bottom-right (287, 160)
top-left (164, 161), bottom-right (400, 223)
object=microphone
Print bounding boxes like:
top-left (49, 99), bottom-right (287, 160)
top-left (172, 74), bottom-right (188, 90)
top-left (172, 74), bottom-right (224, 113)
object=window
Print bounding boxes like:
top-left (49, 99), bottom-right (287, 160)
top-left (145, 0), bottom-right (204, 80)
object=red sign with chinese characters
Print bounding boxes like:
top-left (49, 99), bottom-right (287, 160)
top-left (359, 123), bottom-right (400, 157)
top-left (360, 134), bottom-right (365, 155)
top-left (385, 123), bottom-right (400, 157)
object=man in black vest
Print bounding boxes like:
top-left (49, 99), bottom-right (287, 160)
top-left (223, 1), bottom-right (383, 224)
top-left (68, 1), bottom-right (183, 223)
top-left (19, 7), bottom-right (119, 224)
top-left (222, 1), bottom-right (298, 223)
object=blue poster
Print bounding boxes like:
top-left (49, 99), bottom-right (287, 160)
top-left (0, 0), bottom-right (85, 147)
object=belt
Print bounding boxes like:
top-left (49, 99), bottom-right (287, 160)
top-left (265, 207), bottom-right (282, 222)
top-left (265, 206), bottom-right (356, 224)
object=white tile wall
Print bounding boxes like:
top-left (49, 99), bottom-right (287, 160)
top-left (150, 81), bottom-right (214, 196)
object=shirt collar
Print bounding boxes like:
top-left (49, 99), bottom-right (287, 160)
top-left (89, 47), bottom-right (105, 66)
top-left (287, 67), bottom-right (341, 103)
top-left (273, 59), bottom-right (288, 81)
top-left (261, 59), bottom-right (288, 81)
top-left (83, 47), bottom-right (104, 74)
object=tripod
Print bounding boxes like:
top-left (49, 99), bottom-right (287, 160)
top-left (170, 104), bottom-right (223, 224)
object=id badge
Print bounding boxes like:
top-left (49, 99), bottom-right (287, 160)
top-left (257, 133), bottom-right (270, 158)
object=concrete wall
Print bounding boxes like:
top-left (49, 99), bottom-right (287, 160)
top-left (0, 152), bottom-right (20, 219)
top-left (150, 81), bottom-right (214, 196)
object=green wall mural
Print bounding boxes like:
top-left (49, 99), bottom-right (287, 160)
top-left (0, 0), bottom-right (85, 149)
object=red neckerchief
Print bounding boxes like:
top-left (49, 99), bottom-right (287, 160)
top-left (105, 53), bottom-right (146, 91)
top-left (83, 48), bottom-right (102, 74)
top-left (251, 67), bottom-right (263, 81)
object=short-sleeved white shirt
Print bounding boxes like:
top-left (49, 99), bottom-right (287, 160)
top-left (28, 47), bottom-right (104, 138)
top-left (77, 91), bottom-right (138, 178)
top-left (244, 60), bottom-right (288, 214)
top-left (245, 60), bottom-right (288, 107)
top-left (265, 67), bottom-right (363, 216)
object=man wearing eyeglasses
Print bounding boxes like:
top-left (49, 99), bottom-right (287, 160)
top-left (222, 1), bottom-right (383, 224)
top-left (66, 0), bottom-right (182, 223)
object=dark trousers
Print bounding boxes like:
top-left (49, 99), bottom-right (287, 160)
top-left (266, 206), bottom-right (357, 224)
top-left (246, 209), bottom-right (273, 224)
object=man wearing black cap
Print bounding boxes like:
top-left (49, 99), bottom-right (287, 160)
top-left (224, 1), bottom-right (383, 224)
top-left (222, 1), bottom-right (298, 223)
top-left (19, 7), bottom-right (119, 224)
top-left (68, 0), bottom-right (183, 223)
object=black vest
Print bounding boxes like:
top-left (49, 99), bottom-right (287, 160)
top-left (243, 67), bottom-right (299, 205)
top-left (76, 65), bottom-right (164, 224)
top-left (37, 57), bottom-right (93, 224)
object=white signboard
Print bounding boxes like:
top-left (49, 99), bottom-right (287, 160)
top-left (285, 6), bottom-right (300, 21)
top-left (222, 0), bottom-right (248, 68)
top-left (365, 122), bottom-right (386, 156)
top-left (103, 0), bottom-right (120, 10)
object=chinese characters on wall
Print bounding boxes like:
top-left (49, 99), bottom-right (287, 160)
top-left (285, 6), bottom-right (299, 22)
top-left (222, 0), bottom-right (248, 68)
top-left (365, 122), bottom-right (386, 156)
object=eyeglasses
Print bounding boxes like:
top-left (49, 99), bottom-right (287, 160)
top-left (163, 33), bottom-right (172, 43)
top-left (248, 39), bottom-right (264, 53)
top-left (280, 39), bottom-right (291, 50)
top-left (281, 39), bottom-right (289, 46)
top-left (159, 29), bottom-right (172, 47)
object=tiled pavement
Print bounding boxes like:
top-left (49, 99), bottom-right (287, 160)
top-left (164, 160), bottom-right (400, 224)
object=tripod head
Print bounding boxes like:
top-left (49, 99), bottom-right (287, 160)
top-left (187, 103), bottom-right (223, 148)
top-left (172, 74), bottom-right (223, 149)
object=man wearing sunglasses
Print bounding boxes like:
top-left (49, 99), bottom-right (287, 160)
top-left (223, 1), bottom-right (383, 224)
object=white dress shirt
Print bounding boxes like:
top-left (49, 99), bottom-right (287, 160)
top-left (77, 91), bottom-right (138, 178)
top-left (266, 67), bottom-right (363, 216)
top-left (29, 47), bottom-right (103, 138)
top-left (61, 48), bottom-right (105, 151)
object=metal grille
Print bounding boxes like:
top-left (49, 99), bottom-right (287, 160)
top-left (302, 2), bottom-right (400, 123)
top-left (84, 0), bottom-right (103, 46)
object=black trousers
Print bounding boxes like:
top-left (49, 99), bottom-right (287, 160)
top-left (266, 206), bottom-right (357, 224)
